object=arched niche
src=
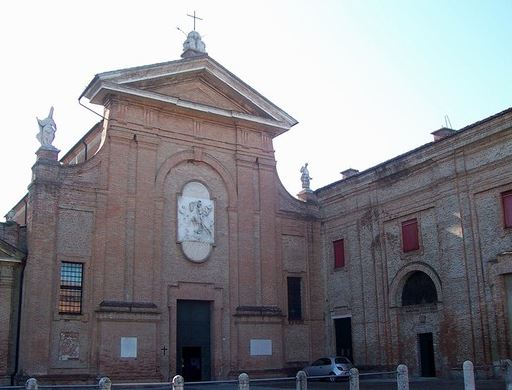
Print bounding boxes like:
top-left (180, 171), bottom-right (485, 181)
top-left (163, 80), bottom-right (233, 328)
top-left (389, 262), bottom-right (443, 307)
top-left (401, 271), bottom-right (438, 306)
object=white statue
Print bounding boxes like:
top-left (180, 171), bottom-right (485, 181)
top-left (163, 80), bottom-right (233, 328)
top-left (36, 107), bottom-right (57, 149)
top-left (183, 31), bottom-right (206, 54)
top-left (6, 209), bottom-right (15, 222)
top-left (300, 163), bottom-right (312, 190)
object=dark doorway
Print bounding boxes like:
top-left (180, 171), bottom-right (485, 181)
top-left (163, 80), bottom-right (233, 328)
top-left (334, 317), bottom-right (353, 362)
top-left (418, 333), bottom-right (436, 377)
top-left (182, 347), bottom-right (202, 381)
top-left (177, 300), bottom-right (211, 381)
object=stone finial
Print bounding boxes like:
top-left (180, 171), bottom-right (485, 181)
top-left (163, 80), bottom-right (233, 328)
top-left (349, 367), bottom-right (359, 389)
top-left (463, 360), bottom-right (475, 390)
top-left (238, 373), bottom-right (250, 390)
top-left (502, 359), bottom-right (512, 389)
top-left (396, 364), bottom-right (409, 390)
top-left (295, 370), bottom-right (307, 390)
top-left (25, 378), bottom-right (38, 390)
top-left (36, 107), bottom-right (58, 150)
top-left (300, 163), bottom-right (312, 190)
top-left (98, 377), bottom-right (111, 390)
top-left (181, 31), bottom-right (207, 58)
top-left (172, 375), bottom-right (184, 390)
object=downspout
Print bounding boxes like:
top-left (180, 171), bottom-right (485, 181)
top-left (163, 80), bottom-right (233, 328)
top-left (23, 199), bottom-right (27, 226)
top-left (78, 95), bottom-right (106, 121)
top-left (12, 255), bottom-right (26, 385)
top-left (83, 140), bottom-right (88, 161)
top-left (13, 201), bottom-right (28, 384)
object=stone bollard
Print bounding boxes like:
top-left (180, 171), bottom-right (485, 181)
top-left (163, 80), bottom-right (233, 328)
top-left (396, 364), bottom-right (409, 390)
top-left (296, 370), bottom-right (307, 390)
top-left (503, 359), bottom-right (512, 390)
top-left (25, 378), bottom-right (38, 390)
top-left (172, 375), bottom-right (184, 390)
top-left (98, 377), bottom-right (111, 390)
top-left (238, 373), bottom-right (250, 390)
top-left (463, 360), bottom-right (475, 390)
top-left (349, 367), bottom-right (359, 390)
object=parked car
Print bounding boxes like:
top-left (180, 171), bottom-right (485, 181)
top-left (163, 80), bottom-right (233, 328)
top-left (302, 356), bottom-right (354, 381)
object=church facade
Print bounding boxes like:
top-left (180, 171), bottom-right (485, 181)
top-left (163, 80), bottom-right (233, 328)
top-left (1, 34), bottom-right (511, 384)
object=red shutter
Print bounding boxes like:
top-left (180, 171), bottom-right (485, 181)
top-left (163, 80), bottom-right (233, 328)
top-left (402, 219), bottom-right (419, 252)
top-left (333, 239), bottom-right (345, 268)
top-left (503, 191), bottom-right (512, 228)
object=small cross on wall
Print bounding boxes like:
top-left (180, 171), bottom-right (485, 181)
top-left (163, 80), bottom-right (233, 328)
top-left (161, 346), bottom-right (168, 356)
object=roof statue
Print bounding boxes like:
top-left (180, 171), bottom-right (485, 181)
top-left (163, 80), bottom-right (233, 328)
top-left (181, 11), bottom-right (207, 58)
top-left (182, 30), bottom-right (207, 58)
top-left (5, 209), bottom-right (15, 222)
top-left (36, 106), bottom-right (57, 150)
top-left (300, 163), bottom-right (312, 190)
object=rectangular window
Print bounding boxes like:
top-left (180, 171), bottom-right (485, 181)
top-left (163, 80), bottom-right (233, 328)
top-left (503, 191), bottom-right (512, 229)
top-left (287, 277), bottom-right (302, 321)
top-left (59, 262), bottom-right (83, 314)
top-left (333, 239), bottom-right (345, 268)
top-left (402, 218), bottom-right (420, 253)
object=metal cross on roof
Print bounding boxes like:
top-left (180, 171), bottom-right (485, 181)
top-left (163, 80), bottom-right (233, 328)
top-left (187, 11), bottom-right (203, 31)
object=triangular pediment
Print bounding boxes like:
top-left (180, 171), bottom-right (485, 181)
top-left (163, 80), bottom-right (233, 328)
top-left (131, 77), bottom-right (269, 118)
top-left (82, 55), bottom-right (297, 136)
top-left (0, 238), bottom-right (25, 261)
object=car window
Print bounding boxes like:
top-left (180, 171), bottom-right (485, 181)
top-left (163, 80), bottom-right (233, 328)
top-left (320, 358), bottom-right (331, 365)
top-left (312, 359), bottom-right (324, 366)
top-left (335, 357), bottom-right (350, 364)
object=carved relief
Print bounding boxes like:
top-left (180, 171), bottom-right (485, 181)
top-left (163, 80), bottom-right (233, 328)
top-left (58, 331), bottom-right (79, 360)
top-left (177, 182), bottom-right (215, 262)
top-left (178, 196), bottom-right (214, 244)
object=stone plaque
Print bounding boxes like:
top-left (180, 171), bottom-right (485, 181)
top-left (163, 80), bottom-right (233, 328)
top-left (59, 331), bottom-right (79, 360)
top-left (177, 182), bottom-right (214, 262)
top-left (120, 337), bottom-right (137, 358)
top-left (250, 339), bottom-right (272, 356)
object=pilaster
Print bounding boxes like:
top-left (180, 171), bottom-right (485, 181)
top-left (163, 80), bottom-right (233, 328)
top-left (19, 146), bottom-right (61, 376)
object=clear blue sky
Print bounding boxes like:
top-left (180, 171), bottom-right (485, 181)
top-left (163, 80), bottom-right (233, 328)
top-left (1, 0), bottom-right (511, 216)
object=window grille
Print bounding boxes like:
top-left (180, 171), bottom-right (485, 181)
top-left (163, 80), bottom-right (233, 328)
top-left (59, 262), bottom-right (83, 314)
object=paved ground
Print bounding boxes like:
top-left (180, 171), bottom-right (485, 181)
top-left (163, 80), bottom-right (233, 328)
top-left (251, 379), bottom-right (505, 390)
top-left (1, 377), bottom-right (506, 390)
top-left (182, 378), bottom-right (507, 390)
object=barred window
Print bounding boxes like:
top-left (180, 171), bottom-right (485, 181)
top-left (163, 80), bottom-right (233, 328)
top-left (59, 262), bottom-right (83, 314)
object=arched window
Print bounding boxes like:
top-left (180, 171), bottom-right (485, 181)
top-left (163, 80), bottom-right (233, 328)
top-left (401, 271), bottom-right (438, 306)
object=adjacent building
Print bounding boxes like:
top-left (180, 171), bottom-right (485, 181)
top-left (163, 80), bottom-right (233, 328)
top-left (318, 110), bottom-right (512, 377)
